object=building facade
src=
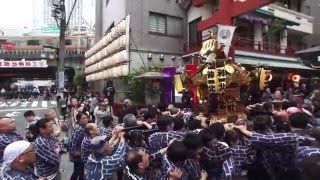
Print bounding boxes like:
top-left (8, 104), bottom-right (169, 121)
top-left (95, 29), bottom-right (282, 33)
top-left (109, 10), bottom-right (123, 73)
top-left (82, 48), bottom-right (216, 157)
top-left (90, 0), bottom-right (317, 100)
top-left (93, 0), bottom-right (188, 92)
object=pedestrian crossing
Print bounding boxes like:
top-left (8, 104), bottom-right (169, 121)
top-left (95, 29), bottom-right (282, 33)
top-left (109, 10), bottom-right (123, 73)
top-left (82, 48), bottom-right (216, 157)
top-left (0, 100), bottom-right (57, 109)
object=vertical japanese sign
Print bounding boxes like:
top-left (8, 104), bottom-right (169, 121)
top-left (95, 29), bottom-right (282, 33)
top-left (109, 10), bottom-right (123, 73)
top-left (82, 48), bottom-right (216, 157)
top-left (207, 66), bottom-right (218, 93)
top-left (217, 67), bottom-right (227, 91)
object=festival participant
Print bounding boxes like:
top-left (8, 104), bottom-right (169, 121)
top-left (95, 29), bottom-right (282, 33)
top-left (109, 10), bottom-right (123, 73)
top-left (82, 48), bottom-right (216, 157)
top-left (100, 115), bottom-right (114, 138)
top-left (123, 145), bottom-right (168, 179)
top-left (0, 116), bottom-right (23, 164)
top-left (234, 124), bottom-right (317, 179)
top-left (0, 141), bottom-right (38, 179)
top-left (86, 133), bottom-right (126, 179)
top-left (160, 141), bottom-right (188, 180)
top-left (81, 123), bottom-right (100, 166)
top-left (148, 115), bottom-right (174, 153)
top-left (44, 111), bottom-right (61, 138)
top-left (199, 128), bottom-right (232, 179)
top-left (68, 112), bottom-right (89, 180)
top-left (182, 133), bottom-right (204, 180)
top-left (34, 118), bottom-right (61, 180)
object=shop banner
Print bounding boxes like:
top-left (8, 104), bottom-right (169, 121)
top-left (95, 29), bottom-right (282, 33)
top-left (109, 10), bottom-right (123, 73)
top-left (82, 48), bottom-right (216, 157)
top-left (0, 59), bottom-right (48, 68)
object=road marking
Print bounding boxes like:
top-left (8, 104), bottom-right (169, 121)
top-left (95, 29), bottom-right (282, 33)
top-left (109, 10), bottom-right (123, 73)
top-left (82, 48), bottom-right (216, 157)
top-left (10, 102), bottom-right (19, 107)
top-left (0, 107), bottom-right (50, 112)
top-left (5, 112), bottom-right (21, 117)
top-left (0, 103), bottom-right (7, 107)
top-left (42, 101), bottom-right (48, 108)
top-left (50, 101), bottom-right (57, 105)
top-left (31, 101), bottom-right (38, 107)
top-left (20, 102), bottom-right (30, 107)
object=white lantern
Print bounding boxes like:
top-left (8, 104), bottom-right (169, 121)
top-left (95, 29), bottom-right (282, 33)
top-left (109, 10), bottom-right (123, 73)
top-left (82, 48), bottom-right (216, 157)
top-left (120, 35), bottom-right (126, 48)
top-left (106, 33), bottom-right (112, 45)
top-left (102, 36), bottom-right (108, 46)
top-left (111, 28), bottom-right (117, 40)
top-left (118, 20), bottom-right (126, 35)
top-left (104, 47), bottom-right (109, 57)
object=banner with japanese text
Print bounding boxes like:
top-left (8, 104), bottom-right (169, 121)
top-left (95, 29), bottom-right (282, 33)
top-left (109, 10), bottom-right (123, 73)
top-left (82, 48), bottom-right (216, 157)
top-left (0, 59), bottom-right (48, 68)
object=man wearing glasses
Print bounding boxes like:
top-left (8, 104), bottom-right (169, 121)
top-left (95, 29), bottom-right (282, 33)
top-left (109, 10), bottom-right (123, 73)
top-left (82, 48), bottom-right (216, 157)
top-left (0, 116), bottom-right (23, 165)
top-left (0, 140), bottom-right (39, 179)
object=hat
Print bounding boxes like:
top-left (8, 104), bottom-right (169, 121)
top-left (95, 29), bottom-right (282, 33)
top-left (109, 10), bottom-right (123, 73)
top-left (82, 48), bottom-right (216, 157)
top-left (1, 141), bottom-right (31, 172)
top-left (123, 114), bottom-right (137, 127)
top-left (90, 135), bottom-right (108, 153)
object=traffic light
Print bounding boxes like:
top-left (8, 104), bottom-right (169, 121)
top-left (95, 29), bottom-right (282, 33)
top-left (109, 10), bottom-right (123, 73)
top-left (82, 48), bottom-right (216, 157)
top-left (259, 68), bottom-right (272, 90)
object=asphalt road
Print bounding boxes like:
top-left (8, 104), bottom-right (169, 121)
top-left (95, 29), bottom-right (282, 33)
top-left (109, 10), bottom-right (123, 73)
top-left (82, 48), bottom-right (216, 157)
top-left (0, 99), bottom-right (72, 180)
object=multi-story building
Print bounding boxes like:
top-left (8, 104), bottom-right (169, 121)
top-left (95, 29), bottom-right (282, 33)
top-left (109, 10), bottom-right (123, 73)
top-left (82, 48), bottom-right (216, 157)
top-left (183, 0), bottom-right (318, 89)
top-left (0, 35), bottom-right (91, 85)
top-left (93, 0), bottom-right (187, 90)
top-left (90, 0), bottom-right (318, 100)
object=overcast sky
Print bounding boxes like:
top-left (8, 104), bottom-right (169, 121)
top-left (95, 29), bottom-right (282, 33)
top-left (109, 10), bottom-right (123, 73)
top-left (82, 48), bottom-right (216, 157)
top-left (0, 0), bottom-right (33, 28)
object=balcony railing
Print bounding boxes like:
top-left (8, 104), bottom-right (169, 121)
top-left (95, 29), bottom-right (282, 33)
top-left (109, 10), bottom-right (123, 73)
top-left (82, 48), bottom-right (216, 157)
top-left (183, 37), bottom-right (295, 57)
top-left (0, 45), bottom-right (87, 59)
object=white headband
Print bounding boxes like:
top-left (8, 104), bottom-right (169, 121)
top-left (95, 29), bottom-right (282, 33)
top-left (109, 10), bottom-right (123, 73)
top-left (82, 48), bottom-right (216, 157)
top-left (1, 140), bottom-right (31, 173)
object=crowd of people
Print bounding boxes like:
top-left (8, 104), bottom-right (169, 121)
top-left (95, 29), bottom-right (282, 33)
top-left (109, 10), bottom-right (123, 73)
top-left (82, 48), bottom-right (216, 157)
top-left (0, 84), bottom-right (320, 180)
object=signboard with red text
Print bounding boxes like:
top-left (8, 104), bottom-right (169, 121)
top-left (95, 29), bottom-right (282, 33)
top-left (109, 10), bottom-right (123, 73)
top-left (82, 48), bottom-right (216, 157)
top-left (0, 59), bottom-right (48, 68)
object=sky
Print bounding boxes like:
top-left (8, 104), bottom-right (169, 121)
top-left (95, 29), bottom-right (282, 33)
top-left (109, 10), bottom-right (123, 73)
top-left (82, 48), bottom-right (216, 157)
top-left (0, 0), bottom-right (33, 29)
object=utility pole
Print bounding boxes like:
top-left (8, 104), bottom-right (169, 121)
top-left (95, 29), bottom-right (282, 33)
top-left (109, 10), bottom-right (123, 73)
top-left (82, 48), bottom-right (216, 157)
top-left (52, 0), bottom-right (78, 94)
top-left (58, 0), bottom-right (66, 92)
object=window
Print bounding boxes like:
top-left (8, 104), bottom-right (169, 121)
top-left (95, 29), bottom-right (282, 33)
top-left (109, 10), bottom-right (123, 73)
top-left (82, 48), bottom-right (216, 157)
top-left (149, 12), bottom-right (166, 34)
top-left (167, 16), bottom-right (183, 37)
top-left (189, 17), bottom-right (202, 43)
top-left (27, 40), bottom-right (40, 46)
top-left (149, 12), bottom-right (183, 37)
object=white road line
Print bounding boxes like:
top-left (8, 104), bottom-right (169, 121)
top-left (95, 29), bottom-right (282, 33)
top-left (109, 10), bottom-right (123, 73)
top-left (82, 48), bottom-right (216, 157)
top-left (31, 101), bottom-right (38, 107)
top-left (42, 101), bottom-right (48, 108)
top-left (20, 102), bottom-right (29, 107)
top-left (0, 107), bottom-right (49, 112)
top-left (0, 103), bottom-right (7, 107)
top-left (50, 101), bottom-right (57, 105)
top-left (10, 102), bottom-right (19, 107)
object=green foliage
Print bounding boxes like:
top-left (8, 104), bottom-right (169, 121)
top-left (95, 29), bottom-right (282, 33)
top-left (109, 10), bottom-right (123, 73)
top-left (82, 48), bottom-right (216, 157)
top-left (267, 19), bottom-right (285, 37)
top-left (73, 70), bottom-right (88, 95)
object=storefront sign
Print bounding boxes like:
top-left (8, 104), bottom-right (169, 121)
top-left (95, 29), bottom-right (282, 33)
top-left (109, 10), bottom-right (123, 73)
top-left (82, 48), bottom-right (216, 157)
top-left (239, 14), bottom-right (269, 25)
top-left (0, 59), bottom-right (48, 68)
